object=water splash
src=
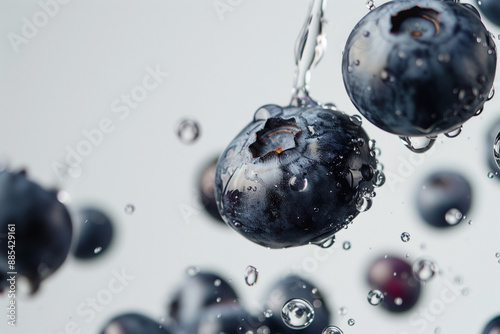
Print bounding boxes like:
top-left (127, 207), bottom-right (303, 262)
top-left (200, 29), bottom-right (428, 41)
top-left (290, 0), bottom-right (327, 107)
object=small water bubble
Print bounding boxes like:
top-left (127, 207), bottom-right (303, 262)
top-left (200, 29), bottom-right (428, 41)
top-left (313, 236), bottom-right (335, 248)
top-left (401, 232), bottom-right (411, 242)
top-left (343, 241), bottom-right (351, 250)
top-left (281, 298), bottom-right (315, 329)
top-left (488, 87), bottom-right (495, 100)
top-left (244, 265), bottom-right (259, 286)
top-left (264, 309), bottom-right (273, 318)
top-left (349, 115), bottom-right (362, 126)
top-left (347, 318), bottom-right (355, 326)
top-left (214, 279), bottom-right (222, 287)
top-left (394, 297), bottom-right (403, 306)
top-left (289, 175), bottom-right (308, 192)
top-left (177, 119), bottom-right (200, 144)
top-left (399, 136), bottom-right (436, 153)
top-left (186, 266), bottom-right (200, 276)
top-left (488, 171), bottom-right (496, 179)
top-left (496, 252), bottom-right (500, 258)
top-left (366, 0), bottom-right (376, 10)
top-left (338, 307), bottom-right (347, 316)
top-left (93, 247), bottom-right (102, 254)
top-left (124, 204), bottom-right (135, 215)
top-left (356, 195), bottom-right (372, 212)
top-left (413, 258), bottom-right (438, 282)
top-left (444, 126), bottom-right (462, 138)
top-left (367, 289), bottom-right (384, 306)
top-left (493, 132), bottom-right (500, 170)
top-left (445, 208), bottom-right (463, 225)
top-left (461, 288), bottom-right (470, 296)
top-left (406, 253), bottom-right (410, 258)
top-left (322, 326), bottom-right (344, 334)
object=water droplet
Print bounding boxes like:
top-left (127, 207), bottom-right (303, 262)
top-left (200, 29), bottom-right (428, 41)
top-left (495, 252), bottom-right (500, 258)
top-left (394, 297), bottom-right (403, 305)
top-left (244, 265), bottom-right (258, 286)
top-left (281, 298), bottom-right (315, 329)
top-left (93, 247), bottom-right (102, 254)
top-left (342, 241), bottom-right (351, 250)
top-left (322, 326), bottom-right (344, 334)
top-left (493, 132), bottom-right (500, 170)
top-left (366, 0), bottom-right (376, 10)
top-left (347, 318), bottom-right (355, 326)
top-left (461, 288), bottom-right (469, 296)
top-left (253, 105), bottom-right (283, 121)
top-left (313, 207), bottom-right (320, 213)
top-left (401, 232), bottom-right (411, 243)
top-left (177, 119), bottom-right (200, 144)
top-left (356, 195), bottom-right (372, 212)
top-left (444, 126), bottom-right (462, 138)
top-left (367, 289), bottom-right (384, 306)
top-left (435, 327), bottom-right (442, 334)
top-left (124, 204), bottom-right (135, 215)
top-left (216, 297), bottom-right (222, 303)
top-left (338, 307), bottom-right (347, 316)
top-left (445, 208), bottom-right (463, 225)
top-left (373, 170), bottom-right (386, 187)
top-left (214, 279), bottom-right (222, 287)
top-left (488, 87), bottom-right (495, 101)
top-left (488, 171), bottom-right (496, 179)
top-left (233, 220), bottom-right (243, 228)
top-left (57, 190), bottom-right (71, 204)
top-left (289, 175), bottom-right (308, 192)
top-left (412, 258), bottom-right (438, 282)
top-left (349, 115), bottom-right (362, 126)
top-left (399, 136), bottom-right (436, 153)
top-left (186, 266), bottom-right (200, 276)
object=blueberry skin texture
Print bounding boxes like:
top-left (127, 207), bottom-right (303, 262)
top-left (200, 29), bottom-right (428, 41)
top-left (367, 256), bottom-right (421, 313)
top-left (167, 271), bottom-right (239, 327)
top-left (100, 313), bottom-right (171, 334)
top-left (72, 207), bottom-right (114, 259)
top-left (476, 0), bottom-right (500, 26)
top-left (483, 315), bottom-right (500, 334)
top-left (0, 170), bottom-right (73, 293)
top-left (262, 275), bottom-right (330, 333)
top-left (178, 305), bottom-right (266, 334)
top-left (342, 0), bottom-right (496, 136)
top-left (416, 170), bottom-right (472, 227)
top-left (215, 105), bottom-right (378, 248)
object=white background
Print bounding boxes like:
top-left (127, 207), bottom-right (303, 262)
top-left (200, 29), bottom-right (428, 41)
top-left (1, 0), bottom-right (500, 333)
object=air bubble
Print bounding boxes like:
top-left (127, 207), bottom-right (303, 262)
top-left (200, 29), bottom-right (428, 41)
top-left (124, 204), bottom-right (135, 215)
top-left (343, 241), bottom-right (351, 250)
top-left (338, 307), bottom-right (347, 316)
top-left (399, 136), bottom-right (436, 153)
top-left (214, 279), bottom-right (222, 287)
top-left (264, 309), bottom-right (273, 318)
top-left (367, 289), bottom-right (384, 306)
top-left (177, 119), bottom-right (200, 144)
top-left (366, 0), bottom-right (376, 10)
top-left (401, 232), bottom-right (410, 242)
top-left (289, 175), bottom-right (308, 192)
top-left (322, 326), bottom-right (344, 334)
top-left (394, 297), bottom-right (403, 306)
top-left (493, 132), bottom-right (500, 169)
top-left (281, 298), bottom-right (315, 329)
top-left (495, 252), bottom-right (500, 258)
top-left (412, 258), bottom-right (438, 282)
top-left (445, 208), bottom-right (463, 225)
top-left (373, 170), bottom-right (386, 187)
top-left (347, 318), bottom-right (355, 326)
top-left (186, 266), bottom-right (200, 276)
top-left (488, 171), bottom-right (497, 179)
top-left (244, 265), bottom-right (258, 286)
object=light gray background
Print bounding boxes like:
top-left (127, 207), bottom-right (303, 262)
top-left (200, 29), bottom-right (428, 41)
top-left (1, 0), bottom-right (499, 333)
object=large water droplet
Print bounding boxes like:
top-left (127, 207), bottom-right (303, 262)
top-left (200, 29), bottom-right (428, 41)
top-left (399, 136), bottom-right (436, 153)
top-left (281, 298), bottom-right (315, 329)
top-left (177, 119), bottom-right (200, 144)
top-left (401, 232), bottom-right (411, 243)
top-left (356, 195), bottom-right (372, 212)
top-left (312, 235), bottom-right (336, 248)
top-left (322, 326), bottom-right (344, 334)
top-left (412, 258), bottom-right (438, 282)
top-left (367, 289), bottom-right (384, 306)
top-left (253, 105), bottom-right (284, 121)
top-left (244, 265), bottom-right (259, 286)
top-left (289, 175), bottom-right (308, 192)
top-left (444, 126), bottom-right (462, 138)
top-left (445, 208), bottom-right (463, 225)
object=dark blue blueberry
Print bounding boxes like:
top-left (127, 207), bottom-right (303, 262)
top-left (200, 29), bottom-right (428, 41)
top-left (72, 207), bottom-right (114, 259)
top-left (215, 104), bottom-right (380, 248)
top-left (342, 0), bottom-right (496, 136)
top-left (100, 313), bottom-right (171, 334)
top-left (367, 255), bottom-right (421, 313)
top-left (262, 275), bottom-right (330, 333)
top-left (178, 305), bottom-right (266, 334)
top-left (483, 315), bottom-right (500, 334)
top-left (486, 117), bottom-right (500, 176)
top-left (198, 155), bottom-right (225, 223)
top-left (476, 0), bottom-right (500, 26)
top-left (167, 271), bottom-right (239, 327)
top-left (0, 170), bottom-right (73, 293)
top-left (416, 170), bottom-right (472, 227)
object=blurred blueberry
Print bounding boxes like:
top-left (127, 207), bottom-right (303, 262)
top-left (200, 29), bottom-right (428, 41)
top-left (72, 207), bottom-right (114, 259)
top-left (476, 0), bottom-right (500, 26)
top-left (483, 315), bottom-right (500, 334)
top-left (100, 313), bottom-right (171, 334)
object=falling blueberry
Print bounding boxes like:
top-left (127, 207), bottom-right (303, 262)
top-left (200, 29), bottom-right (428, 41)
top-left (100, 313), bottom-right (171, 334)
top-left (416, 171), bottom-right (472, 228)
top-left (0, 170), bottom-right (73, 294)
top-left (215, 104), bottom-right (382, 248)
top-left (342, 0), bottom-right (496, 137)
top-left (72, 207), bottom-right (114, 260)
top-left (367, 255), bottom-right (421, 312)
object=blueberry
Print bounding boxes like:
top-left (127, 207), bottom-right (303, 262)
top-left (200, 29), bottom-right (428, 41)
top-left (482, 315), bottom-right (500, 334)
top-left (178, 305), bottom-right (265, 334)
top-left (167, 271), bottom-right (239, 327)
top-left (100, 313), bottom-right (171, 334)
top-left (262, 275), bottom-right (330, 333)
top-left (342, 0), bottom-right (496, 136)
top-left (72, 207), bottom-right (114, 259)
top-left (198, 155), bottom-right (225, 223)
top-left (486, 117), bottom-right (500, 176)
top-left (215, 104), bottom-right (380, 248)
top-left (367, 255), bottom-right (421, 312)
top-left (0, 170), bottom-right (73, 293)
top-left (476, 0), bottom-right (500, 26)
top-left (416, 170), bottom-right (472, 227)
